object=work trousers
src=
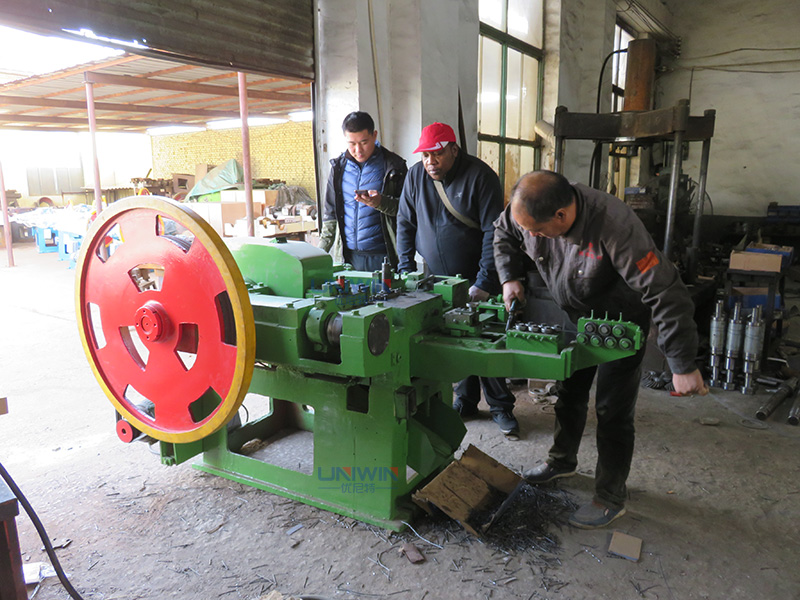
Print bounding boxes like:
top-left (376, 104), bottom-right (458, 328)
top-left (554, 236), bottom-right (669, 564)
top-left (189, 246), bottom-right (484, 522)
top-left (546, 334), bottom-right (649, 510)
top-left (454, 376), bottom-right (516, 413)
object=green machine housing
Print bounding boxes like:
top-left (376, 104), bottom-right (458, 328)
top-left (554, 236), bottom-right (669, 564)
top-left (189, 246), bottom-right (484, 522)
top-left (160, 238), bottom-right (643, 531)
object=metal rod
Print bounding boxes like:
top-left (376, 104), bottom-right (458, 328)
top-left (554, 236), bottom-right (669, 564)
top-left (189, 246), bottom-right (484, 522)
top-left (0, 161), bottom-right (14, 267)
top-left (756, 377), bottom-right (798, 421)
top-left (690, 127), bottom-right (713, 252)
top-left (662, 100), bottom-right (690, 260)
top-left (788, 395), bottom-right (800, 425)
top-left (84, 80), bottom-right (104, 215)
top-left (237, 72), bottom-right (254, 237)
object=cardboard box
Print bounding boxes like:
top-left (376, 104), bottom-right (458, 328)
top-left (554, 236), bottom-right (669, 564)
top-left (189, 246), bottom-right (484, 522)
top-left (412, 444), bottom-right (521, 536)
top-left (729, 250), bottom-right (782, 273)
top-left (219, 189), bottom-right (280, 207)
top-left (0, 397), bottom-right (8, 415)
top-left (195, 163), bottom-right (216, 184)
top-left (745, 242), bottom-right (794, 271)
top-left (188, 201), bottom-right (265, 237)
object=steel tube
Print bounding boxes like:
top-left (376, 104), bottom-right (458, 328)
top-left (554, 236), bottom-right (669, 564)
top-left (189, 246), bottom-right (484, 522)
top-left (756, 377), bottom-right (799, 421)
top-left (662, 100), bottom-right (690, 260)
top-left (237, 72), bottom-right (255, 237)
top-left (84, 81), bottom-right (104, 215)
top-left (690, 131), bottom-right (713, 253)
top-left (788, 395), bottom-right (800, 425)
top-left (0, 162), bottom-right (14, 267)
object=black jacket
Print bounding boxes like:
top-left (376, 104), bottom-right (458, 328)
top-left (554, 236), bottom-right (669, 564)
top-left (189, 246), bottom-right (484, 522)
top-left (397, 150), bottom-right (503, 294)
top-left (320, 145), bottom-right (407, 268)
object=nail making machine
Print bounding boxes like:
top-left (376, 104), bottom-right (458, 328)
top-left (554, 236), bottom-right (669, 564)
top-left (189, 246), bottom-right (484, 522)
top-left (75, 197), bottom-right (643, 530)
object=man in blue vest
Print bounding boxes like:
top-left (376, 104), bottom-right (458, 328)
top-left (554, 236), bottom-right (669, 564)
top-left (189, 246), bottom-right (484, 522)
top-left (320, 111), bottom-right (407, 271)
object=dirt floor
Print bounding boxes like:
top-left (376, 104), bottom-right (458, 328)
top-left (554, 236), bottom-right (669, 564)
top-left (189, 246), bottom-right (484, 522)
top-left (2, 243), bottom-right (800, 600)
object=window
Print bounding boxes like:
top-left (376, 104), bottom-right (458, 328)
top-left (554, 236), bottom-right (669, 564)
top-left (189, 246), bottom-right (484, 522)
top-left (477, 0), bottom-right (543, 201)
top-left (611, 23), bottom-right (635, 112)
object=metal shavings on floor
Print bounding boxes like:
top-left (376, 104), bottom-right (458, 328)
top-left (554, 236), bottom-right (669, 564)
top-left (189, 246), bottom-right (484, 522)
top-left (401, 484), bottom-right (577, 555)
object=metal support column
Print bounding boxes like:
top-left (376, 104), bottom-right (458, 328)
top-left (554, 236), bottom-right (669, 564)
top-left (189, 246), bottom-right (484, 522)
top-left (688, 113), bottom-right (714, 278)
top-left (84, 80), bottom-right (104, 215)
top-left (237, 72), bottom-right (255, 237)
top-left (663, 99), bottom-right (689, 260)
top-left (0, 163), bottom-right (14, 267)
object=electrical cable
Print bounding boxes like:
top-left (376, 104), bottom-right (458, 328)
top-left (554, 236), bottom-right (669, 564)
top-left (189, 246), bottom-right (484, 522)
top-left (0, 461), bottom-right (86, 600)
top-left (597, 48), bottom-right (627, 114)
top-left (679, 46), bottom-right (800, 61)
top-left (590, 48), bottom-right (628, 187)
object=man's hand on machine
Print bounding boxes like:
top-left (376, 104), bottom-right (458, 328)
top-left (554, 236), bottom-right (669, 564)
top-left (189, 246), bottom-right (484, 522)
top-left (502, 280), bottom-right (526, 311)
top-left (468, 285), bottom-right (490, 302)
top-left (671, 369), bottom-right (709, 397)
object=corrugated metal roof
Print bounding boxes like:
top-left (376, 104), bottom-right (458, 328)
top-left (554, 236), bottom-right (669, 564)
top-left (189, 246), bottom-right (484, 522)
top-left (0, 53), bottom-right (311, 132)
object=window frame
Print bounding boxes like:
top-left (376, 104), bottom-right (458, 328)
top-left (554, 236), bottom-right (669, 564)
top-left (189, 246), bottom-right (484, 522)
top-left (477, 14), bottom-right (544, 198)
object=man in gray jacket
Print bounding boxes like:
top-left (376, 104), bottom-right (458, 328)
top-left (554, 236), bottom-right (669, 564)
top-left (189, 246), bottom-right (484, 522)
top-left (494, 170), bottom-right (707, 528)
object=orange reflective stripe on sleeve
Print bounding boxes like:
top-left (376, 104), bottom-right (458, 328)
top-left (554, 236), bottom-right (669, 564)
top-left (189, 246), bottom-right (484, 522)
top-left (636, 250), bottom-right (660, 274)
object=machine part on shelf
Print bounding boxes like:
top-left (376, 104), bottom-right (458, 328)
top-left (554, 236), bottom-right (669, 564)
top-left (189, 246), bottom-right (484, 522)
top-left (755, 377), bottom-right (799, 421)
top-left (741, 305), bottom-right (766, 395)
top-left (709, 300), bottom-right (727, 388)
top-left (75, 196), bottom-right (644, 532)
top-left (788, 395), bottom-right (800, 426)
top-left (722, 302), bottom-right (744, 391)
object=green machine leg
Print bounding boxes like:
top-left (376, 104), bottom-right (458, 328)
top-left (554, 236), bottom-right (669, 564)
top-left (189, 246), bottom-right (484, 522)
top-left (192, 367), bottom-right (465, 531)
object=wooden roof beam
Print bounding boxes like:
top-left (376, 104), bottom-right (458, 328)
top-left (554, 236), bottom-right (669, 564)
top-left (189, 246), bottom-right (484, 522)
top-left (0, 114), bottom-right (189, 129)
top-left (0, 94), bottom-right (254, 119)
top-left (84, 72), bottom-right (310, 104)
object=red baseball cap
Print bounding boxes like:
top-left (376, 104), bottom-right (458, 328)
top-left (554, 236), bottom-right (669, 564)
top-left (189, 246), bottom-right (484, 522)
top-left (413, 122), bottom-right (457, 153)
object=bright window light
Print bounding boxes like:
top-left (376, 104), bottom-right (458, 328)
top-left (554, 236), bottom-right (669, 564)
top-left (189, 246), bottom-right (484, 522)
top-left (206, 117), bottom-right (287, 130)
top-left (0, 25), bottom-right (122, 78)
top-left (147, 125), bottom-right (205, 136)
top-left (288, 110), bottom-right (313, 122)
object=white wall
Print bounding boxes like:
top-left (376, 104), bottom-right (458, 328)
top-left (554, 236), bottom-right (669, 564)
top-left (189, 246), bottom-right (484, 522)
top-left (541, 0), bottom-right (617, 182)
top-left (315, 0), bottom-right (479, 183)
top-left (656, 0), bottom-right (800, 216)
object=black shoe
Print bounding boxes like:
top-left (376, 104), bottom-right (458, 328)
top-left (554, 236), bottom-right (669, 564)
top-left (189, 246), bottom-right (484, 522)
top-left (453, 398), bottom-right (479, 418)
top-left (523, 462), bottom-right (576, 483)
top-left (491, 410), bottom-right (519, 435)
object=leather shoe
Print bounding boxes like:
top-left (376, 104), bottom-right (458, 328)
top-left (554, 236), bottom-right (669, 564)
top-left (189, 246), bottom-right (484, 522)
top-left (523, 462), bottom-right (576, 483)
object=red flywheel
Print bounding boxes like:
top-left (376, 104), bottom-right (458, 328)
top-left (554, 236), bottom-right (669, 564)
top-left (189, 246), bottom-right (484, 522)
top-left (75, 196), bottom-right (255, 443)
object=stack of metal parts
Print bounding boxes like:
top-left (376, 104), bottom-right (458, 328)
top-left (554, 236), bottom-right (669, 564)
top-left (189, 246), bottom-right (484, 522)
top-left (708, 299), bottom-right (766, 394)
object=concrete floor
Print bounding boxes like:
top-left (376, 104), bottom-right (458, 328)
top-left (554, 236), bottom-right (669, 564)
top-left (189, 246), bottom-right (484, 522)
top-left (1, 242), bottom-right (800, 600)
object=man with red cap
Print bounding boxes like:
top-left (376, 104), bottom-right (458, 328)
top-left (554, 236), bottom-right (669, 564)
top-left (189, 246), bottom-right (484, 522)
top-left (397, 122), bottom-right (518, 436)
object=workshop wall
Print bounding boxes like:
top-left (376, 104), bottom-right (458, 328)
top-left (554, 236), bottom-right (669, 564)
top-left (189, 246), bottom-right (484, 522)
top-left (315, 0), bottom-right (480, 186)
top-left (657, 0), bottom-right (800, 216)
top-left (150, 120), bottom-right (316, 199)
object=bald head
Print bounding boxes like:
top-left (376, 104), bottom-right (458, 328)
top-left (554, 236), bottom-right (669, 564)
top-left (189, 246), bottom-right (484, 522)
top-left (510, 170), bottom-right (577, 239)
top-left (511, 170), bottom-right (575, 222)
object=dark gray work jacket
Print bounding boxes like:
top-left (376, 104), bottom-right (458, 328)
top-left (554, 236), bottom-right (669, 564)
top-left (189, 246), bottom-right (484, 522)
top-left (493, 183), bottom-right (699, 375)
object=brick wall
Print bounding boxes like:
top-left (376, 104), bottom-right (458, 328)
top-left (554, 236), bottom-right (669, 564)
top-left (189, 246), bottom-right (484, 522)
top-left (150, 121), bottom-right (317, 199)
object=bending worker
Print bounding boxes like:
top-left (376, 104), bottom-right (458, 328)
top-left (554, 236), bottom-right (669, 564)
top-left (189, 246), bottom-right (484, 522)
top-left (397, 122), bottom-right (518, 436)
top-left (320, 111), bottom-right (407, 271)
top-left (494, 169), bottom-right (708, 528)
